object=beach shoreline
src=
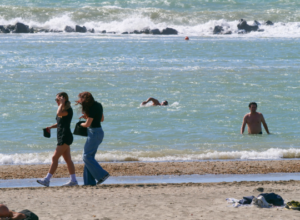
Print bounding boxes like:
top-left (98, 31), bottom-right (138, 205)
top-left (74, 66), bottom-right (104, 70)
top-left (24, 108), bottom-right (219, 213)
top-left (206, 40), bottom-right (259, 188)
top-left (1, 160), bottom-right (300, 180)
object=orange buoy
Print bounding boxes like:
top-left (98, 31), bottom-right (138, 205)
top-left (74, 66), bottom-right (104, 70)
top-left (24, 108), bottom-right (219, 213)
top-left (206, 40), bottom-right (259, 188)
top-left (185, 36), bottom-right (189, 40)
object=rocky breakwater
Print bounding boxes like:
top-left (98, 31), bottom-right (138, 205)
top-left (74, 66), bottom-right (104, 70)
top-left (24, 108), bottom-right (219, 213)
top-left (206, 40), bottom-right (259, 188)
top-left (213, 19), bottom-right (274, 35)
top-left (122, 27), bottom-right (178, 35)
top-left (0, 22), bottom-right (34, 33)
top-left (0, 22), bottom-right (179, 35)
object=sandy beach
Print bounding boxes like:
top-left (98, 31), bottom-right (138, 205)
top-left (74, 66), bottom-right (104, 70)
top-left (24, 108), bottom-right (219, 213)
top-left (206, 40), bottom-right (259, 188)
top-left (1, 181), bottom-right (300, 220)
top-left (1, 160), bottom-right (300, 179)
top-left (0, 160), bottom-right (300, 220)
top-left (1, 160), bottom-right (300, 219)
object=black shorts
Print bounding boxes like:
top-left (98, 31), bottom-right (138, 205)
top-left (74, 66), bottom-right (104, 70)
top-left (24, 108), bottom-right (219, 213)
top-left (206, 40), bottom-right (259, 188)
top-left (57, 135), bottom-right (73, 146)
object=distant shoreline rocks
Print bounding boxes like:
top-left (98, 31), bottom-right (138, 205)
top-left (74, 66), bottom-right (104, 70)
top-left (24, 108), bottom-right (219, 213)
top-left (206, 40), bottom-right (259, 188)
top-left (213, 19), bottom-right (274, 35)
top-left (0, 19), bottom-right (276, 35)
top-left (0, 22), bottom-right (179, 35)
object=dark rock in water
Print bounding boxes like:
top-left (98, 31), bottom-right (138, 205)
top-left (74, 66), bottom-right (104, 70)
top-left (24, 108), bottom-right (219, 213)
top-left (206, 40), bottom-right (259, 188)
top-left (101, 30), bottom-right (106, 33)
top-left (0, 25), bottom-right (10, 33)
top-left (133, 30), bottom-right (141, 34)
top-left (64, 26), bottom-right (75, 32)
top-left (13, 22), bottom-right (29, 33)
top-left (6, 25), bottom-right (15, 31)
top-left (237, 19), bottom-right (259, 33)
top-left (50, 29), bottom-right (63, 33)
top-left (122, 32), bottom-right (128, 34)
top-left (88, 28), bottom-right (95, 33)
top-left (141, 27), bottom-right (150, 34)
top-left (107, 32), bottom-right (116, 34)
top-left (265, 20), bottom-right (274, 26)
top-left (253, 20), bottom-right (261, 26)
top-left (213, 25), bottom-right (224, 34)
top-left (257, 29), bottom-right (264, 32)
top-left (223, 31), bottom-right (232, 35)
top-left (75, 25), bottom-right (87, 33)
top-left (39, 29), bottom-right (50, 33)
top-left (150, 29), bottom-right (161, 35)
top-left (213, 26), bottom-right (231, 35)
top-left (161, 27), bottom-right (178, 35)
top-left (29, 27), bottom-right (34, 33)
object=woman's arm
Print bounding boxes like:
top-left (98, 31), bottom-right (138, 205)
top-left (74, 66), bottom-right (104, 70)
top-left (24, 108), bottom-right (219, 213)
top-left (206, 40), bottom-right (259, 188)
top-left (80, 117), bottom-right (94, 128)
top-left (10, 211), bottom-right (26, 220)
top-left (101, 114), bottom-right (104, 122)
top-left (47, 123), bottom-right (57, 129)
top-left (57, 96), bottom-right (68, 117)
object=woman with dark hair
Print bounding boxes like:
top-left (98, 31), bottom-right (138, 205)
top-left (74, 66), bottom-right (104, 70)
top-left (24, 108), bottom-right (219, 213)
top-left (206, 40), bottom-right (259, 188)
top-left (76, 92), bottom-right (109, 186)
top-left (37, 92), bottom-right (78, 187)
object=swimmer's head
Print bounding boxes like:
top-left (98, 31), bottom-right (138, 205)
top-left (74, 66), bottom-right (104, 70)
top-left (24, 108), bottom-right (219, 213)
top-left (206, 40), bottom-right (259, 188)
top-left (161, 100), bottom-right (168, 106)
top-left (248, 102), bottom-right (257, 108)
top-left (248, 102), bottom-right (257, 112)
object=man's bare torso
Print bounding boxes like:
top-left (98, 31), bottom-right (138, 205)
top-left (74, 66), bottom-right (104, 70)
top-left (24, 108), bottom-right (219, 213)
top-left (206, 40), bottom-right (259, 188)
top-left (244, 112), bottom-right (263, 134)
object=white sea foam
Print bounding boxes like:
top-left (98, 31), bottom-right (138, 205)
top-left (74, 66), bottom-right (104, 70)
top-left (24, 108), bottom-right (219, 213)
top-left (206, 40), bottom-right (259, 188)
top-left (1, 148), bottom-right (300, 165)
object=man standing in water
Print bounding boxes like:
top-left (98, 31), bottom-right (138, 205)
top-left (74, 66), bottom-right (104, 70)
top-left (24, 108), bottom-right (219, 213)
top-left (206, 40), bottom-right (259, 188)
top-left (141, 97), bottom-right (168, 106)
top-left (241, 102), bottom-right (270, 134)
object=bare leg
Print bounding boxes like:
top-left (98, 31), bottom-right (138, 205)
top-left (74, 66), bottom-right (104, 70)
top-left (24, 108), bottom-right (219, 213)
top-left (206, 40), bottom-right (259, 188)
top-left (48, 144), bottom-right (69, 175)
top-left (62, 146), bottom-right (75, 175)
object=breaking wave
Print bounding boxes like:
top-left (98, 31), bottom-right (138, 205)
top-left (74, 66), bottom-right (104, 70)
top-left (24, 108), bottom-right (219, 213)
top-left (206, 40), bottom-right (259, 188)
top-left (1, 148), bottom-right (300, 165)
top-left (1, 4), bottom-right (300, 37)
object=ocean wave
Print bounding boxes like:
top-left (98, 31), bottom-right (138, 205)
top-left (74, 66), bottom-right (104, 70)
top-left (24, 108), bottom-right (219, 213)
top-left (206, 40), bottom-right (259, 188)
top-left (1, 148), bottom-right (300, 165)
top-left (1, 5), bottom-right (300, 38)
top-left (2, 16), bottom-right (300, 38)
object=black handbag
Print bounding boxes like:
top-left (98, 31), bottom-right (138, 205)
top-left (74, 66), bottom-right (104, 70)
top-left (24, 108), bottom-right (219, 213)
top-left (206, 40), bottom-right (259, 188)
top-left (73, 120), bottom-right (88, 136)
top-left (43, 128), bottom-right (51, 138)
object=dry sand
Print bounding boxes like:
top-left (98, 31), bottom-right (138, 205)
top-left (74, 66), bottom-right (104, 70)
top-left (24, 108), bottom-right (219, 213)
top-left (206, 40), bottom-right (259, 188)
top-left (1, 160), bottom-right (300, 179)
top-left (1, 181), bottom-right (300, 220)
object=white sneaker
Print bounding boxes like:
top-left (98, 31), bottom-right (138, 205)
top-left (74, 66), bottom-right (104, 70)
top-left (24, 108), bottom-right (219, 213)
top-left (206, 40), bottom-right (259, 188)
top-left (62, 180), bottom-right (78, 186)
top-left (37, 178), bottom-right (50, 187)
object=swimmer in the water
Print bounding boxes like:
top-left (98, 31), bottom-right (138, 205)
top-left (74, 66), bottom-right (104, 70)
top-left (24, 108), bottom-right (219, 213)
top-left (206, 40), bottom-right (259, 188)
top-left (241, 102), bottom-right (270, 134)
top-left (141, 97), bottom-right (168, 106)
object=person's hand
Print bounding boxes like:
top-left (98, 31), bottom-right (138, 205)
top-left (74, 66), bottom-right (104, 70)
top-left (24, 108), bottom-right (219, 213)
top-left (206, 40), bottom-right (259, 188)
top-left (46, 127), bottom-right (51, 132)
top-left (11, 211), bottom-right (26, 220)
top-left (59, 96), bottom-right (66, 105)
top-left (79, 114), bottom-right (87, 119)
top-left (141, 101), bottom-right (147, 105)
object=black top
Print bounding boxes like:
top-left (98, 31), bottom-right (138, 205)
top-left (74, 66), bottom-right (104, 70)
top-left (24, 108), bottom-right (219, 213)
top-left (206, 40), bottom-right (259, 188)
top-left (19, 209), bottom-right (39, 220)
top-left (88, 101), bottom-right (103, 128)
top-left (56, 107), bottom-right (73, 146)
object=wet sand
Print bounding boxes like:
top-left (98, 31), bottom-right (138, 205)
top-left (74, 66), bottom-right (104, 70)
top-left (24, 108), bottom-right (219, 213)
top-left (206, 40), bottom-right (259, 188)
top-left (1, 181), bottom-right (300, 220)
top-left (1, 160), bottom-right (300, 179)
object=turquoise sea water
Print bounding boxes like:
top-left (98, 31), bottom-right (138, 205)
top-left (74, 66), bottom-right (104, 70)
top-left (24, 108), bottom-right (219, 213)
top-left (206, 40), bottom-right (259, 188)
top-left (1, 0), bottom-right (300, 164)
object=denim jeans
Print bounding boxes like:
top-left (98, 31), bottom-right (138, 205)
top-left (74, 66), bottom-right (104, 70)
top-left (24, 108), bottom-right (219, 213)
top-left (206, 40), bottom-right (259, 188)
top-left (83, 127), bottom-right (109, 186)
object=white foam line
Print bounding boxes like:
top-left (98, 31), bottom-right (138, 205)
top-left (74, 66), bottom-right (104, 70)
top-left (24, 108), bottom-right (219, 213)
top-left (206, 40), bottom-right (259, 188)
top-left (1, 148), bottom-right (300, 165)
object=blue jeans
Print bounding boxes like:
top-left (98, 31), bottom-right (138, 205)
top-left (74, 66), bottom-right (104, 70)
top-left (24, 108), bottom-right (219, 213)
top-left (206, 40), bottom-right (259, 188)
top-left (83, 127), bottom-right (109, 186)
